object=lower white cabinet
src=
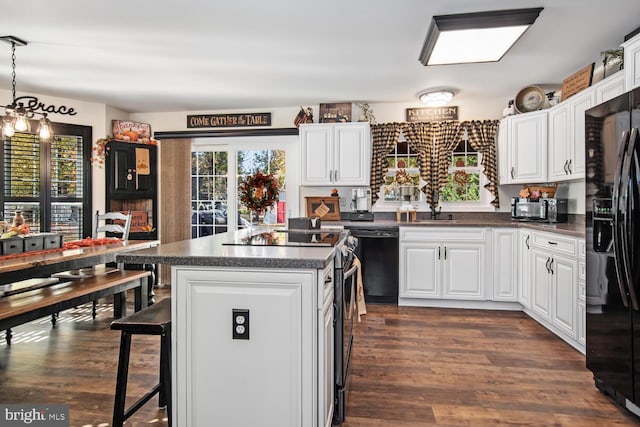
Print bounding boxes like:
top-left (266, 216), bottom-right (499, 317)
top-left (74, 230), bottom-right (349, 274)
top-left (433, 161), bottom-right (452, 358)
top-left (400, 227), bottom-right (488, 301)
top-left (172, 266), bottom-right (324, 427)
top-left (318, 265), bottom-right (334, 427)
top-left (518, 230), bottom-right (532, 308)
top-left (527, 231), bottom-right (583, 353)
top-left (492, 228), bottom-right (518, 301)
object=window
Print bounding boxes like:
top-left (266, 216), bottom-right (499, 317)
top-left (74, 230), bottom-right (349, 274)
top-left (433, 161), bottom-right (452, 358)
top-left (381, 138), bottom-right (422, 203)
top-left (1, 123), bottom-right (92, 241)
top-left (439, 131), bottom-right (491, 209)
top-left (191, 135), bottom-right (298, 238)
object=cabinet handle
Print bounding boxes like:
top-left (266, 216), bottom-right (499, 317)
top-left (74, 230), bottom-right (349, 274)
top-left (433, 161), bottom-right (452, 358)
top-left (563, 160), bottom-right (569, 174)
top-left (567, 159), bottom-right (572, 174)
top-left (510, 167), bottom-right (515, 179)
top-left (324, 275), bottom-right (332, 284)
top-left (334, 170), bottom-right (338, 182)
top-left (438, 247), bottom-right (441, 259)
top-left (549, 258), bottom-right (554, 275)
top-left (444, 246), bottom-right (447, 260)
top-left (548, 241), bottom-right (558, 245)
top-left (525, 235), bottom-right (530, 249)
top-left (545, 257), bottom-right (551, 273)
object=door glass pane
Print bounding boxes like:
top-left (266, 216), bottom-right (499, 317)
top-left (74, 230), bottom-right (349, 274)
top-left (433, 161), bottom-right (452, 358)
top-left (237, 149), bottom-right (286, 226)
top-left (191, 151), bottom-right (229, 237)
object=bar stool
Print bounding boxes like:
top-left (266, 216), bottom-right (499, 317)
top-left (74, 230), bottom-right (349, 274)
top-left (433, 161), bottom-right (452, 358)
top-left (110, 298), bottom-right (172, 427)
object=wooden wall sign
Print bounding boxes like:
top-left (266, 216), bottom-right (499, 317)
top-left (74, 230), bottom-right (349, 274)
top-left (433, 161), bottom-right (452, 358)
top-left (561, 63), bottom-right (594, 101)
top-left (406, 106), bottom-right (458, 122)
top-left (187, 113), bottom-right (271, 128)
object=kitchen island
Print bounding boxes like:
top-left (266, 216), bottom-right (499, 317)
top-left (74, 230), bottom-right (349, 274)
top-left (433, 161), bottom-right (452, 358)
top-left (117, 228), bottom-right (341, 427)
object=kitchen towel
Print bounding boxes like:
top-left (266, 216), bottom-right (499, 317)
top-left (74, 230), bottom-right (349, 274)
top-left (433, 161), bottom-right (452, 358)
top-left (350, 256), bottom-right (367, 321)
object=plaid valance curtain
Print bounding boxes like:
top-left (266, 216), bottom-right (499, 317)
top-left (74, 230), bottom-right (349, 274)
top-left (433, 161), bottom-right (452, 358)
top-left (369, 119), bottom-right (501, 207)
top-left (370, 123), bottom-right (402, 203)
top-left (462, 120), bottom-right (501, 207)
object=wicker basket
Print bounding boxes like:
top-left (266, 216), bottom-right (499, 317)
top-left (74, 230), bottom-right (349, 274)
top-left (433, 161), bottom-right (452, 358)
top-left (523, 185), bottom-right (557, 198)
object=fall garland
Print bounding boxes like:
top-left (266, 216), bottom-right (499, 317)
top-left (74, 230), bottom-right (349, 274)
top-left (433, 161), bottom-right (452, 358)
top-left (239, 171), bottom-right (280, 213)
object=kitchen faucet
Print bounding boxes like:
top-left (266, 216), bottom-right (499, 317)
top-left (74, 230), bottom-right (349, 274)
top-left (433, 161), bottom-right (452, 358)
top-left (430, 190), bottom-right (441, 220)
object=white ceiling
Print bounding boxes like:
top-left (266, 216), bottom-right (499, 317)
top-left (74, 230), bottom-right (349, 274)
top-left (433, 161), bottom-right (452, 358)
top-left (0, 0), bottom-right (638, 114)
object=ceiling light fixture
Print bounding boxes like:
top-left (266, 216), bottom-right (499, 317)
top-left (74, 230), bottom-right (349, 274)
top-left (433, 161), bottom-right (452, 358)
top-left (1, 35), bottom-right (53, 141)
top-left (418, 90), bottom-right (454, 107)
top-left (418, 7), bottom-right (543, 66)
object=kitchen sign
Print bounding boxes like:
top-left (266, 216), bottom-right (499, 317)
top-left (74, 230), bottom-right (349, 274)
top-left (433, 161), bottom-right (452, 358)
top-left (187, 112), bottom-right (271, 128)
top-left (406, 106), bottom-right (458, 122)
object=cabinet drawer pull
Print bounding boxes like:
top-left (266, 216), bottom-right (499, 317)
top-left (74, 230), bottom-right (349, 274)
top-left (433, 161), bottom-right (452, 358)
top-left (548, 241), bottom-right (558, 245)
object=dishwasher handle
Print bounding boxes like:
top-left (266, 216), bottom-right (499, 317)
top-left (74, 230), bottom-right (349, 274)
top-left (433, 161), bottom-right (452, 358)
top-left (348, 228), bottom-right (399, 238)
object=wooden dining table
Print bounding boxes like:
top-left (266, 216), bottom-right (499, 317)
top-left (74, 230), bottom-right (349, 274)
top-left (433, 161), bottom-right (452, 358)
top-left (0, 240), bottom-right (159, 298)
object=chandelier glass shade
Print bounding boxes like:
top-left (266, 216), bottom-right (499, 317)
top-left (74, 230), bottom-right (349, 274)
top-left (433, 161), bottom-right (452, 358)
top-left (1, 36), bottom-right (53, 141)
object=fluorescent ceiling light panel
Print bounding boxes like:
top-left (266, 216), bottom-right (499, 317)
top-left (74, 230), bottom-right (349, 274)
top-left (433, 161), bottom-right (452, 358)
top-left (419, 8), bottom-right (543, 66)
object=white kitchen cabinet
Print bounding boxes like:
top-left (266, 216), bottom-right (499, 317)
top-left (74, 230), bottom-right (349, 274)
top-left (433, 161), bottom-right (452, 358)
top-left (622, 32), bottom-right (640, 90)
top-left (527, 231), bottom-right (581, 352)
top-left (318, 264), bottom-right (335, 427)
top-left (547, 102), bottom-right (571, 181)
top-left (518, 230), bottom-right (532, 308)
top-left (498, 111), bottom-right (547, 184)
top-left (577, 239), bottom-right (586, 349)
top-left (492, 228), bottom-right (518, 301)
top-left (300, 122), bottom-right (371, 186)
top-left (173, 266), bottom-right (318, 427)
top-left (594, 71), bottom-right (625, 104)
top-left (399, 227), bottom-right (487, 301)
top-left (548, 89), bottom-right (594, 181)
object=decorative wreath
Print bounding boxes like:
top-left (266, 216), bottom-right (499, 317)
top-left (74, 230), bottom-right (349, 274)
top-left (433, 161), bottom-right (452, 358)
top-left (453, 170), bottom-right (469, 186)
top-left (239, 171), bottom-right (280, 213)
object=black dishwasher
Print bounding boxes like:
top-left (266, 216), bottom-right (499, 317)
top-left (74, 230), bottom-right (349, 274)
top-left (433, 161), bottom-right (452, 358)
top-left (347, 227), bottom-right (399, 304)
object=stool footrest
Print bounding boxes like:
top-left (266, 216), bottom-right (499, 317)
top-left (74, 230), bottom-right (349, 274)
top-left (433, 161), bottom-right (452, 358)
top-left (123, 383), bottom-right (162, 421)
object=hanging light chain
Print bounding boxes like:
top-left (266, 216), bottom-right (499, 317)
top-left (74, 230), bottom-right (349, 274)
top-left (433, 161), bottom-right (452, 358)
top-left (10, 41), bottom-right (16, 104)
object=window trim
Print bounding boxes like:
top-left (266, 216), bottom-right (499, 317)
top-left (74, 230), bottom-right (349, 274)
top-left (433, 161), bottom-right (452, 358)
top-left (0, 120), bottom-right (93, 238)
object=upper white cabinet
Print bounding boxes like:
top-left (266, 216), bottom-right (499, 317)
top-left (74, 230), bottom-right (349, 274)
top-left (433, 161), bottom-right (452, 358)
top-left (594, 71), bottom-right (625, 104)
top-left (300, 122), bottom-right (371, 186)
top-left (622, 32), bottom-right (640, 90)
top-left (497, 110), bottom-right (547, 184)
top-left (548, 89), bottom-right (595, 181)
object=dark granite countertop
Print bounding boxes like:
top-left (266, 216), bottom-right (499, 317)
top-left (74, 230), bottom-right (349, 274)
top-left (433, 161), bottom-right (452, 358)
top-left (331, 211), bottom-right (585, 238)
top-left (116, 228), bottom-right (337, 269)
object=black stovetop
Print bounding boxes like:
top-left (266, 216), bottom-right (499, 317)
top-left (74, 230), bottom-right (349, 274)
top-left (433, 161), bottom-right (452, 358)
top-left (222, 229), bottom-right (344, 247)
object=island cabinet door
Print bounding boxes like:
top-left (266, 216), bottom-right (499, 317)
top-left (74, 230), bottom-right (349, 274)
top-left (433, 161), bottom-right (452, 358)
top-left (173, 267), bottom-right (316, 427)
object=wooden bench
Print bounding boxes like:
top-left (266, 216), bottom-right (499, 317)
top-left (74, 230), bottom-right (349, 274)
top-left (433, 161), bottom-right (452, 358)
top-left (0, 269), bottom-right (151, 345)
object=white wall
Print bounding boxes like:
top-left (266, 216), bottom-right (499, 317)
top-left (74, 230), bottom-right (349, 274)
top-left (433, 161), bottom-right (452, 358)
top-left (0, 89), bottom-right (130, 225)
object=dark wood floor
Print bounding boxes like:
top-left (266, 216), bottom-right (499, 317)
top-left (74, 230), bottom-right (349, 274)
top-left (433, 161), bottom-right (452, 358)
top-left (0, 287), bottom-right (638, 426)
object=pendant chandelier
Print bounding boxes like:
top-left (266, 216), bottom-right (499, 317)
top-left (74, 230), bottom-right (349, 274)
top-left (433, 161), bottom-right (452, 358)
top-left (1, 36), bottom-right (53, 141)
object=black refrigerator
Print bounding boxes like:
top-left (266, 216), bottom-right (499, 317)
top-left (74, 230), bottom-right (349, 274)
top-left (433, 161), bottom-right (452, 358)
top-left (585, 86), bottom-right (640, 416)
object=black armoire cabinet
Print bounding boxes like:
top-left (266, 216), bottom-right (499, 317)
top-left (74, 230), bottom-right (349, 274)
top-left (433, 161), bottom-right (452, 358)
top-left (105, 140), bottom-right (158, 241)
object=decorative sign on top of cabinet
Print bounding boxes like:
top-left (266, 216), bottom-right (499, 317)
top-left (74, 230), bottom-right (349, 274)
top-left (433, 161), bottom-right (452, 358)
top-left (300, 122), bottom-right (371, 186)
top-left (497, 110), bottom-right (548, 184)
